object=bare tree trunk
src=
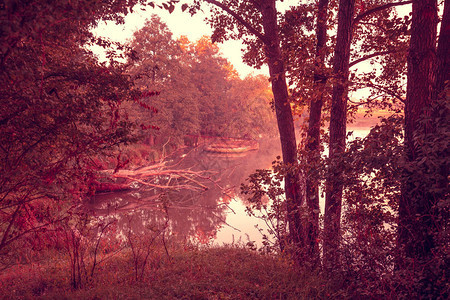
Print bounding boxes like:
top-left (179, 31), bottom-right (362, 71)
top-left (305, 0), bottom-right (329, 268)
top-left (260, 0), bottom-right (303, 250)
top-left (323, 0), bottom-right (355, 271)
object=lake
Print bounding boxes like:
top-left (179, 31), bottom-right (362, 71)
top-left (90, 129), bottom-right (370, 247)
top-left (90, 138), bottom-right (282, 247)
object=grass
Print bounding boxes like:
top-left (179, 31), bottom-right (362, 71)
top-left (0, 244), bottom-right (324, 299)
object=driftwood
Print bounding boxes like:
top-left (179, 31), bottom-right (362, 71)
top-left (95, 161), bottom-right (215, 194)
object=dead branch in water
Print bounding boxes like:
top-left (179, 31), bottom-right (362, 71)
top-left (97, 163), bottom-right (217, 194)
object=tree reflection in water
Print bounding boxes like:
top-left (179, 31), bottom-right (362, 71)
top-left (87, 139), bottom-right (281, 246)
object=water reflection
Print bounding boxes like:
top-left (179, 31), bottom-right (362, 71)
top-left (87, 130), bottom-right (370, 247)
top-left (88, 139), bottom-right (282, 246)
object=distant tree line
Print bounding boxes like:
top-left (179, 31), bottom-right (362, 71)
top-left (126, 15), bottom-right (277, 151)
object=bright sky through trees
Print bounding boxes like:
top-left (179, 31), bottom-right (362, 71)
top-left (92, 1), bottom-right (414, 101)
top-left (92, 4), bottom-right (269, 77)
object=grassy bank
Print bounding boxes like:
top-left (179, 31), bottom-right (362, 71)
top-left (0, 245), bottom-right (324, 299)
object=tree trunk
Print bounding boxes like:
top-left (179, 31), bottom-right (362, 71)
top-left (398, 0), bottom-right (438, 262)
top-left (204, 0), bottom-right (304, 254)
top-left (323, 0), bottom-right (355, 271)
top-left (305, 0), bottom-right (329, 268)
top-left (260, 0), bottom-right (303, 249)
top-left (396, 2), bottom-right (448, 296)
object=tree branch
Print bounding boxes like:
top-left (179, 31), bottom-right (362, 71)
top-left (364, 80), bottom-right (406, 103)
top-left (349, 50), bottom-right (397, 68)
top-left (353, 1), bottom-right (413, 26)
top-left (358, 20), bottom-right (389, 33)
top-left (203, 0), bottom-right (268, 44)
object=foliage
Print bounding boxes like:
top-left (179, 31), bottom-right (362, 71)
top-left (224, 74), bottom-right (278, 139)
top-left (0, 0), bottom-right (140, 259)
top-left (127, 15), bottom-right (276, 146)
top-left (242, 102), bottom-right (448, 297)
top-left (395, 92), bottom-right (449, 298)
top-left (331, 114), bottom-right (403, 297)
top-left (126, 15), bottom-right (201, 148)
top-left (349, 1), bottom-right (410, 113)
top-left (331, 94), bottom-right (448, 298)
top-left (241, 161), bottom-right (288, 253)
top-left (280, 2), bottom-right (330, 109)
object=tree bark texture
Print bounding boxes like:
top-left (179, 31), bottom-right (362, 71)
top-left (260, 0), bottom-right (303, 249)
top-left (398, 0), bottom-right (438, 261)
top-left (323, 0), bottom-right (355, 271)
top-left (305, 0), bottom-right (329, 268)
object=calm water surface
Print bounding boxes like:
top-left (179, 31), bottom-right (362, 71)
top-left (90, 129), bottom-right (370, 247)
top-left (90, 138), bottom-right (282, 246)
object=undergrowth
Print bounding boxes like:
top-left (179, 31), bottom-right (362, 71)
top-left (0, 244), bottom-right (324, 299)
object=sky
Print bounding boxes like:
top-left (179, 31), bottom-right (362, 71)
top-left (92, 4), bottom-right (269, 78)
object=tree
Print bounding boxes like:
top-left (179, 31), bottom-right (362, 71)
top-left (198, 0), bottom-right (416, 262)
top-left (274, 0), bottom-right (412, 268)
top-left (197, 0), bottom-right (303, 251)
top-left (435, 0), bottom-right (450, 97)
top-left (321, 0), bottom-right (415, 270)
top-left (399, 0), bottom-right (437, 260)
top-left (127, 16), bottom-right (201, 148)
top-left (304, 0), bottom-right (330, 268)
top-left (397, 0), bottom-right (448, 296)
top-left (323, 0), bottom-right (356, 271)
top-left (225, 75), bottom-right (277, 139)
top-left (0, 0), bottom-right (139, 255)
top-left (128, 20), bottom-right (268, 146)
top-left (187, 36), bottom-right (233, 137)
